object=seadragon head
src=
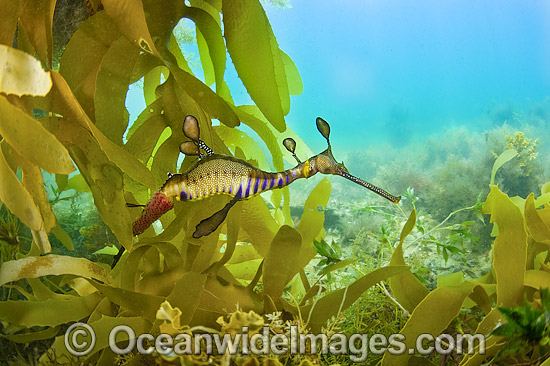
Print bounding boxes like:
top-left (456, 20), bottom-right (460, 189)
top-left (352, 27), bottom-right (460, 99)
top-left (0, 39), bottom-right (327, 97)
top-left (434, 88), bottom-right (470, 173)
top-left (284, 117), bottom-right (401, 204)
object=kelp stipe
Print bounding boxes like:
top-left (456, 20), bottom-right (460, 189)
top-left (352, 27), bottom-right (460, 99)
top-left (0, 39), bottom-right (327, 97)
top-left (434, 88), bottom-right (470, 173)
top-left (126, 115), bottom-right (400, 250)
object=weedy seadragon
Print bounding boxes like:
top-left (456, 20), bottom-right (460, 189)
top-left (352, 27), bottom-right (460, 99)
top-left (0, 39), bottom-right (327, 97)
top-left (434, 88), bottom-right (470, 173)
top-left (113, 116), bottom-right (400, 267)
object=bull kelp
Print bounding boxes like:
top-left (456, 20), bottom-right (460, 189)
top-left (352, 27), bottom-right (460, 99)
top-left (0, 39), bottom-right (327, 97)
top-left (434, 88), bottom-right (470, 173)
top-left (0, 1), bottom-right (550, 366)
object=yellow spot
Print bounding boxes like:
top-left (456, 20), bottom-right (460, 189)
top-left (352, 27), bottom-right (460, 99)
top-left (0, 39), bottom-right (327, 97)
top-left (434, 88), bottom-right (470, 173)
top-left (303, 160), bottom-right (311, 178)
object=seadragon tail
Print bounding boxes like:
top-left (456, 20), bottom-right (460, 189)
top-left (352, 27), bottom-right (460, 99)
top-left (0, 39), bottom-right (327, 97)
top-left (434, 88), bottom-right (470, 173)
top-left (132, 191), bottom-right (174, 236)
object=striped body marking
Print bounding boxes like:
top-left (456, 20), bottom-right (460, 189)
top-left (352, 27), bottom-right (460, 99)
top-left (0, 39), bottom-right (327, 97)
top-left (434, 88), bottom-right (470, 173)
top-left (127, 115), bottom-right (400, 245)
top-left (161, 155), bottom-right (305, 202)
top-left (117, 115), bottom-right (399, 268)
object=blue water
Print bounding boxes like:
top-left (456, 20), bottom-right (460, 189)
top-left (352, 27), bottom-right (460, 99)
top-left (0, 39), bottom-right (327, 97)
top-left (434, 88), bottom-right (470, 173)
top-left (126, 0), bottom-right (550, 153)
top-left (262, 0), bottom-right (550, 148)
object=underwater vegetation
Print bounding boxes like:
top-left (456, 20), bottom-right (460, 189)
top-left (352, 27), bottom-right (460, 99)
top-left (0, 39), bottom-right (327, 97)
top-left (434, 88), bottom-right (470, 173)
top-left (128, 114), bottom-right (399, 243)
top-left (0, 1), bottom-right (550, 365)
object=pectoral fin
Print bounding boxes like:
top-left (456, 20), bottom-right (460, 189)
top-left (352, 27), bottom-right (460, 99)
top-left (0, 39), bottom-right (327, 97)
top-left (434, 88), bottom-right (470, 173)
top-left (193, 195), bottom-right (240, 238)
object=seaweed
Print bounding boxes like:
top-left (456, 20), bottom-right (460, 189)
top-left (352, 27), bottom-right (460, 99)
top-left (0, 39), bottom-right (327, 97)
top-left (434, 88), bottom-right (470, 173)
top-left (0, 1), bottom-right (406, 364)
top-left (1, 1), bottom-right (549, 365)
top-left (379, 150), bottom-right (550, 365)
top-left (490, 288), bottom-right (550, 362)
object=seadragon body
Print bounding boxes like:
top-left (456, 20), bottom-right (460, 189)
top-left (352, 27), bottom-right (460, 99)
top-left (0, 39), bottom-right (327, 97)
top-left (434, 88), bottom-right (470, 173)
top-left (163, 155), bottom-right (304, 202)
top-left (131, 154), bottom-right (310, 238)
top-left (130, 115), bottom-right (400, 242)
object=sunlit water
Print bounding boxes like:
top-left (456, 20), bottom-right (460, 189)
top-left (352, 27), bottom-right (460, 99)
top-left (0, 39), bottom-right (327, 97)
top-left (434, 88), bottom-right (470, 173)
top-left (126, 0), bottom-right (550, 198)
top-left (264, 0), bottom-right (550, 149)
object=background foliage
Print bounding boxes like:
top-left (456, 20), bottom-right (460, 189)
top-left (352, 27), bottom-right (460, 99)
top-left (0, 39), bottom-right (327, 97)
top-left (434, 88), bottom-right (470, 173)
top-left (0, 1), bottom-right (550, 365)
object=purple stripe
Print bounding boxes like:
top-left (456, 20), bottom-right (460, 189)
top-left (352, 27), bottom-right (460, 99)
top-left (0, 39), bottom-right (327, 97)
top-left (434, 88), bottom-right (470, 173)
top-left (253, 177), bottom-right (260, 194)
top-left (261, 177), bottom-right (268, 191)
top-left (270, 177), bottom-right (276, 188)
top-left (236, 185), bottom-right (243, 198)
top-left (180, 190), bottom-right (188, 200)
top-left (285, 174), bottom-right (289, 184)
top-left (245, 179), bottom-right (251, 197)
top-left (277, 177), bottom-right (283, 187)
top-left (228, 185), bottom-right (232, 194)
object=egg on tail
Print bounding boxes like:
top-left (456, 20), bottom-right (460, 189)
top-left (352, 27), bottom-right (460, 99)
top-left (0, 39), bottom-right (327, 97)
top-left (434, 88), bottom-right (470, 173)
top-left (112, 115), bottom-right (401, 269)
top-left (131, 191), bottom-right (174, 236)
top-left (112, 191), bottom-right (174, 268)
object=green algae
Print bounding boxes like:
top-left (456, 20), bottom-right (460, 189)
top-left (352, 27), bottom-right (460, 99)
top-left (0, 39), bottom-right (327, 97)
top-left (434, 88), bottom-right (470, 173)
top-left (0, 1), bottom-right (549, 365)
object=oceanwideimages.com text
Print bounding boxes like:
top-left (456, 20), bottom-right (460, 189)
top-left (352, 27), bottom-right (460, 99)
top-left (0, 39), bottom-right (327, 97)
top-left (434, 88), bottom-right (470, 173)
top-left (65, 323), bottom-right (486, 362)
